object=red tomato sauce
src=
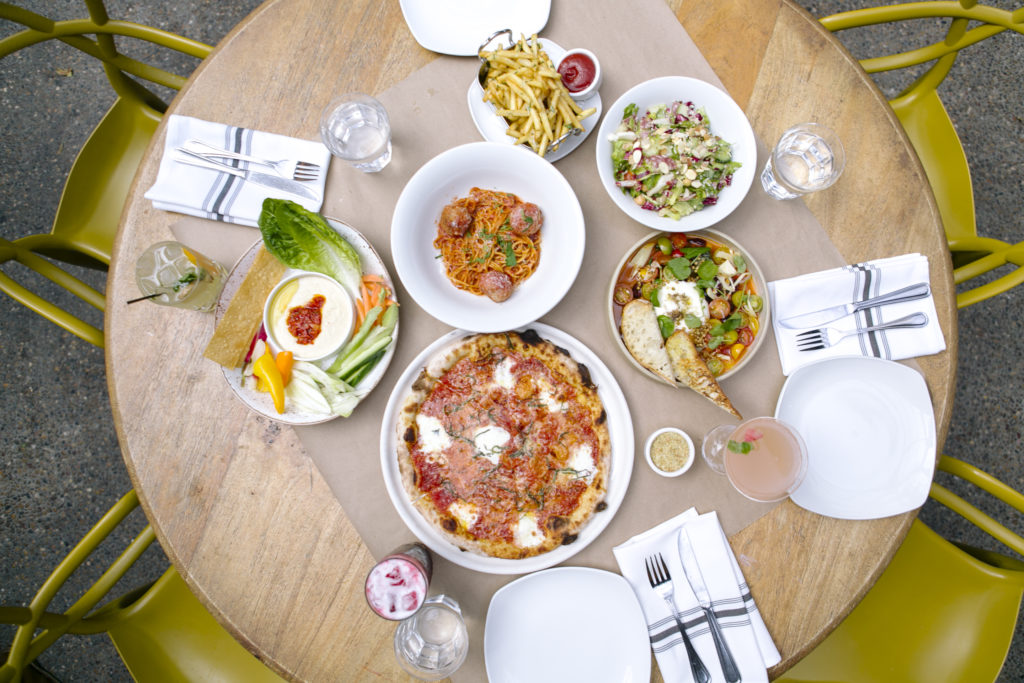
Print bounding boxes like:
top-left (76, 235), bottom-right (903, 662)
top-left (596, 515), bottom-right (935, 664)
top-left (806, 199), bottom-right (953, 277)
top-left (286, 295), bottom-right (325, 345)
top-left (557, 53), bottom-right (596, 93)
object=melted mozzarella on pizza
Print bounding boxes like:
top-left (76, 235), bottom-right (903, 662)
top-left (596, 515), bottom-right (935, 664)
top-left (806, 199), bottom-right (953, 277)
top-left (472, 425), bottom-right (510, 465)
top-left (449, 500), bottom-right (479, 529)
top-left (513, 513), bottom-right (545, 548)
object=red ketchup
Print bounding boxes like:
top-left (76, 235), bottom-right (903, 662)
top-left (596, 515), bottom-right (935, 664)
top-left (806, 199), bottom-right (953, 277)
top-left (557, 52), bottom-right (596, 93)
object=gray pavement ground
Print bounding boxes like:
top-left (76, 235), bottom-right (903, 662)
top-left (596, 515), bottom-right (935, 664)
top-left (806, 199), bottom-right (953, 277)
top-left (1, 1), bottom-right (1021, 680)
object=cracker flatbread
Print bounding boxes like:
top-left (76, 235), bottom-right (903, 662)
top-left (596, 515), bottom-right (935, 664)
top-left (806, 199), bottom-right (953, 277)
top-left (204, 246), bottom-right (287, 368)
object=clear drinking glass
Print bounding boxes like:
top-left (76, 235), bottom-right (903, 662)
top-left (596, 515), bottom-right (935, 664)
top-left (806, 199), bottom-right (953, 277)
top-left (702, 417), bottom-right (808, 502)
top-left (319, 93), bottom-right (392, 172)
top-left (393, 594), bottom-right (469, 681)
top-left (133, 241), bottom-right (226, 312)
top-left (760, 122), bottom-right (846, 199)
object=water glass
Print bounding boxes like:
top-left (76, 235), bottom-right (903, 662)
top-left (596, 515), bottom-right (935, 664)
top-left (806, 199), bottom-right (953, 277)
top-left (319, 93), bottom-right (392, 172)
top-left (760, 123), bottom-right (846, 199)
top-left (393, 594), bottom-right (469, 680)
top-left (133, 241), bottom-right (226, 312)
top-left (701, 417), bottom-right (808, 502)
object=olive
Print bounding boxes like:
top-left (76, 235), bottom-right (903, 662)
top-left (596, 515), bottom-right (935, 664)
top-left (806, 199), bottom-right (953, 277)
top-left (688, 237), bottom-right (707, 247)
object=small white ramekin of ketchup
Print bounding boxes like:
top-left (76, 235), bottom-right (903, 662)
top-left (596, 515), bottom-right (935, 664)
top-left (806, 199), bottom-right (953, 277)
top-left (556, 48), bottom-right (601, 100)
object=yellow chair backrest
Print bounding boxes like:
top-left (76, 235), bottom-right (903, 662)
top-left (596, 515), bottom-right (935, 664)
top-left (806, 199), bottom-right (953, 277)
top-left (777, 454), bottom-right (1024, 682)
top-left (0, 1), bottom-right (211, 346)
top-left (0, 490), bottom-right (285, 683)
top-left (820, 2), bottom-right (1024, 308)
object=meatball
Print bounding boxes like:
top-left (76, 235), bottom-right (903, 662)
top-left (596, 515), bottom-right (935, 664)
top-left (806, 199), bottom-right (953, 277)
top-left (509, 202), bottom-right (543, 236)
top-left (438, 202), bottom-right (472, 238)
top-left (479, 270), bottom-right (514, 303)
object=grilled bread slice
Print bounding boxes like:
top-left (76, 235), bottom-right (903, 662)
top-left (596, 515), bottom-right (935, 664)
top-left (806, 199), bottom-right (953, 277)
top-left (665, 329), bottom-right (741, 418)
top-left (620, 299), bottom-right (674, 384)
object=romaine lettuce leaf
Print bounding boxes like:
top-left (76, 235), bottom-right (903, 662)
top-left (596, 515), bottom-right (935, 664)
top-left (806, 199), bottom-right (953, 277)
top-left (257, 198), bottom-right (361, 297)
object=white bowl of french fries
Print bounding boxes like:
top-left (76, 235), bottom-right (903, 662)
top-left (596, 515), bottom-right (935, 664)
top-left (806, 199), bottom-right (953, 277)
top-left (468, 31), bottom-right (601, 162)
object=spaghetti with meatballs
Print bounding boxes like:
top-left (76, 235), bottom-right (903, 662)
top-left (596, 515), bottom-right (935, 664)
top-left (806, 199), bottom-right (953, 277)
top-left (434, 188), bottom-right (543, 302)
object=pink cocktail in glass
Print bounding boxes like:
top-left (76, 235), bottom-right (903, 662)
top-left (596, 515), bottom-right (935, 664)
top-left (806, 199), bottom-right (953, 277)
top-left (364, 543), bottom-right (432, 621)
top-left (702, 417), bottom-right (808, 502)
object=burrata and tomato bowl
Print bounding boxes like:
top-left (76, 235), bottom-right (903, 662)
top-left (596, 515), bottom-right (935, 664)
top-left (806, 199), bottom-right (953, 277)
top-left (606, 229), bottom-right (769, 384)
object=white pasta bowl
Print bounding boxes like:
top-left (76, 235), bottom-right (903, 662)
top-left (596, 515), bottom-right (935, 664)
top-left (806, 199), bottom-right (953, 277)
top-left (391, 142), bottom-right (585, 332)
top-left (595, 76), bottom-right (757, 232)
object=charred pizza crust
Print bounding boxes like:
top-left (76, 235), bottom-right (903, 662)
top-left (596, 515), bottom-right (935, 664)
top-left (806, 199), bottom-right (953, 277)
top-left (395, 330), bottom-right (610, 559)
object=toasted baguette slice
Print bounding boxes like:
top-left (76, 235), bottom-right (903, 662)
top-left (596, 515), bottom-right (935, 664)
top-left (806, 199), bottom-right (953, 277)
top-left (620, 299), bottom-right (674, 384)
top-left (665, 329), bottom-right (741, 418)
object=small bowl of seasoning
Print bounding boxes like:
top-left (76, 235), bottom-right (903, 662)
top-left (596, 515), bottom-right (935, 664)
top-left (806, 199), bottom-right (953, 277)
top-left (557, 48), bottom-right (601, 100)
top-left (263, 272), bottom-right (355, 362)
top-left (645, 427), bottom-right (695, 477)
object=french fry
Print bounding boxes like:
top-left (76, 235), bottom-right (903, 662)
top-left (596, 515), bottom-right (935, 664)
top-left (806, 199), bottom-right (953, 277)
top-left (480, 33), bottom-right (596, 157)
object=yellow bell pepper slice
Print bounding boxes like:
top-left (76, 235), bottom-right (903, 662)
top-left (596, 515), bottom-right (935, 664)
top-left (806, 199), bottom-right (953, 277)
top-left (253, 348), bottom-right (286, 414)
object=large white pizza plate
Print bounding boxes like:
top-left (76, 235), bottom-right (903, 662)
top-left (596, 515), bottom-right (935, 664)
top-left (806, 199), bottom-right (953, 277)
top-left (379, 323), bottom-right (634, 575)
top-left (390, 142), bottom-right (585, 332)
top-left (775, 356), bottom-right (936, 519)
top-left (398, 0), bottom-right (550, 56)
top-left (467, 38), bottom-right (602, 163)
top-left (217, 218), bottom-right (398, 425)
top-left (484, 567), bottom-right (650, 682)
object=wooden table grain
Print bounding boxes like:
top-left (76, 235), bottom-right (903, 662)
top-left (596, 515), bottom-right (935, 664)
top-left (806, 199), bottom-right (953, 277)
top-left (105, 0), bottom-right (957, 680)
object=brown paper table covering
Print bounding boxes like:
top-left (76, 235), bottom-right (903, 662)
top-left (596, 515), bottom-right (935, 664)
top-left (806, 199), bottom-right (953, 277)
top-left (170, 0), bottom-right (917, 678)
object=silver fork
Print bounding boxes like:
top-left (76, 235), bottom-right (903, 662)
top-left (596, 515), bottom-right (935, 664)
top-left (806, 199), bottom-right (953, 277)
top-left (181, 139), bottom-right (321, 181)
top-left (795, 312), bottom-right (929, 351)
top-left (646, 553), bottom-right (711, 683)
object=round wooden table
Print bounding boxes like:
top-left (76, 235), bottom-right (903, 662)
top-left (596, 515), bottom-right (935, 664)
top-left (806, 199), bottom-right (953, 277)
top-left (106, 0), bottom-right (957, 679)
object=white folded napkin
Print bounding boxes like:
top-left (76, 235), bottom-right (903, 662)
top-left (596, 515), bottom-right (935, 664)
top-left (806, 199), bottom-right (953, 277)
top-left (144, 114), bottom-right (331, 227)
top-left (769, 253), bottom-right (946, 376)
top-left (612, 509), bottom-right (781, 683)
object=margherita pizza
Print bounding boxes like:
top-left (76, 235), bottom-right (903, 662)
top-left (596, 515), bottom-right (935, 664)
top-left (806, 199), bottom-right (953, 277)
top-left (396, 330), bottom-right (611, 559)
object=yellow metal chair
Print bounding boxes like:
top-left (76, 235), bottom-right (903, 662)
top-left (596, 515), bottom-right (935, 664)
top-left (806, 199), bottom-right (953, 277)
top-left (777, 454), bottom-right (1024, 682)
top-left (821, 2), bottom-right (1024, 308)
top-left (0, 490), bottom-right (285, 683)
top-left (0, 1), bottom-right (212, 346)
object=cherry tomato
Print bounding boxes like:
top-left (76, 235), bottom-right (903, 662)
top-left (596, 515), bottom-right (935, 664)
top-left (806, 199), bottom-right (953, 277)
top-left (706, 357), bottom-right (724, 376)
top-left (738, 328), bottom-right (754, 346)
top-left (613, 285), bottom-right (633, 306)
top-left (730, 343), bottom-right (746, 360)
top-left (708, 298), bottom-right (731, 319)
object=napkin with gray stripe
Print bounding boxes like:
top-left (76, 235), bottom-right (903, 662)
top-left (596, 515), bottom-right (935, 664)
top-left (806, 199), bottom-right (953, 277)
top-left (613, 509), bottom-right (780, 683)
top-left (769, 253), bottom-right (946, 376)
top-left (144, 114), bottom-right (331, 227)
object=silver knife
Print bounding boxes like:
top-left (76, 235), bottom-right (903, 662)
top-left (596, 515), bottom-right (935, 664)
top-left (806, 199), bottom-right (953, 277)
top-left (173, 147), bottom-right (319, 202)
top-left (679, 527), bottom-right (742, 683)
top-left (779, 282), bottom-right (931, 329)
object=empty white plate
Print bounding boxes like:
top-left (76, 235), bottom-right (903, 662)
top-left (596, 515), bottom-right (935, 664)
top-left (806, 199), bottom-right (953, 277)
top-left (485, 567), bottom-right (650, 682)
top-left (399, 0), bottom-right (551, 56)
top-left (775, 356), bottom-right (936, 519)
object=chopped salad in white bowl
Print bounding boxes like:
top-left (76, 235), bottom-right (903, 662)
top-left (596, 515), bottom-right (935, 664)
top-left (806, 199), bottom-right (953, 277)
top-left (595, 76), bottom-right (756, 231)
